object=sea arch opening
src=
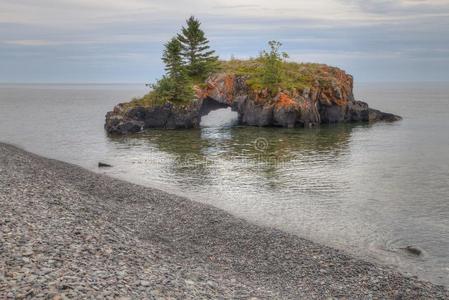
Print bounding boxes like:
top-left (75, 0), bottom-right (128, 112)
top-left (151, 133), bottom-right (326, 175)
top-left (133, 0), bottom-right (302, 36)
top-left (199, 97), bottom-right (238, 128)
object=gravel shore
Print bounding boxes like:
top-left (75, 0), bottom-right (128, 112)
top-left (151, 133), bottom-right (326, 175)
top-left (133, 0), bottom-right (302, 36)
top-left (1, 142), bottom-right (448, 299)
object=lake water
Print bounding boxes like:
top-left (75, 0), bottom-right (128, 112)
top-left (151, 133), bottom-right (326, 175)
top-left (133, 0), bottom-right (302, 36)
top-left (0, 82), bottom-right (448, 286)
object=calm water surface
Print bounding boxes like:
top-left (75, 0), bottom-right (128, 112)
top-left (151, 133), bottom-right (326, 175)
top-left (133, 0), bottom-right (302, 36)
top-left (0, 82), bottom-right (448, 286)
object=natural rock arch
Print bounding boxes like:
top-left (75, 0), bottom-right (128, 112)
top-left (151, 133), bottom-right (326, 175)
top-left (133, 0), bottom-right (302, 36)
top-left (199, 97), bottom-right (231, 118)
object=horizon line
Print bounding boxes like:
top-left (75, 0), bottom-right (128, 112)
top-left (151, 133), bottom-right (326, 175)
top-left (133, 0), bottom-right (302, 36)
top-left (1, 80), bottom-right (449, 85)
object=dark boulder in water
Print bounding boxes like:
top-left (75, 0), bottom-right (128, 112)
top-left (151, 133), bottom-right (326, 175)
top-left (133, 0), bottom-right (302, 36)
top-left (402, 246), bottom-right (423, 256)
top-left (98, 162), bottom-right (112, 168)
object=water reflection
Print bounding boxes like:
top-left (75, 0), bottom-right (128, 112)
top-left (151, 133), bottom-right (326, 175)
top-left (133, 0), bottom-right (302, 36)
top-left (107, 124), bottom-right (358, 185)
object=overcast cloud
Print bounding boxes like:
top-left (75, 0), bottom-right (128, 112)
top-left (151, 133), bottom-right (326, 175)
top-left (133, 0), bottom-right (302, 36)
top-left (1, 0), bottom-right (448, 82)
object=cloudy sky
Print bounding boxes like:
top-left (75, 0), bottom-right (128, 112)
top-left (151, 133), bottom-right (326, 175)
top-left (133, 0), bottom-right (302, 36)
top-left (1, 0), bottom-right (449, 83)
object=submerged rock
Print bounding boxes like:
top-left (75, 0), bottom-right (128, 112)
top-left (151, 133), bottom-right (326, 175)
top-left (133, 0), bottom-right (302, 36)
top-left (402, 246), bottom-right (423, 256)
top-left (98, 162), bottom-right (112, 168)
top-left (105, 65), bottom-right (401, 134)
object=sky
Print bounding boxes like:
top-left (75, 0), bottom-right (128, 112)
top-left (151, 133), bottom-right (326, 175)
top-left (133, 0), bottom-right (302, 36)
top-left (1, 0), bottom-right (449, 83)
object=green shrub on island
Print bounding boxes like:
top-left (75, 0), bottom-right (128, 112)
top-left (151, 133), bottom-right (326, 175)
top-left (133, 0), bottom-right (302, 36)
top-left (257, 41), bottom-right (288, 95)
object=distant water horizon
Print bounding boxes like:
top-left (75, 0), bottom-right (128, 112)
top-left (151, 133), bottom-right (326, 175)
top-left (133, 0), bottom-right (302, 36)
top-left (2, 80), bottom-right (449, 85)
top-left (0, 82), bottom-right (448, 287)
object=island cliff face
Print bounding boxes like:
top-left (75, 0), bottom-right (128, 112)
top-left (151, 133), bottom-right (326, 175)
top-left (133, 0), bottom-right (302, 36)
top-left (105, 65), bottom-right (401, 134)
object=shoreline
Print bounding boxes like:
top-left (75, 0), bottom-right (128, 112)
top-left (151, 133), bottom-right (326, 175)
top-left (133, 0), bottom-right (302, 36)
top-left (0, 142), bottom-right (447, 298)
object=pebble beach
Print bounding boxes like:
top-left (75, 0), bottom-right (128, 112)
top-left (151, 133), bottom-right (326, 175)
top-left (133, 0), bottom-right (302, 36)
top-left (1, 142), bottom-right (448, 299)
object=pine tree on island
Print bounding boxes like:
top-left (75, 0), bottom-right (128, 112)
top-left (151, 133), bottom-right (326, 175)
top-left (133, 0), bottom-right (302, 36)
top-left (160, 37), bottom-right (193, 102)
top-left (151, 16), bottom-right (219, 104)
top-left (177, 16), bottom-right (219, 81)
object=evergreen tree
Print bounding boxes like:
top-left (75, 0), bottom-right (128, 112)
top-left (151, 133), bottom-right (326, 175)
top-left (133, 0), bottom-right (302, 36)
top-left (157, 37), bottom-right (193, 102)
top-left (177, 16), bottom-right (219, 80)
top-left (162, 38), bottom-right (185, 78)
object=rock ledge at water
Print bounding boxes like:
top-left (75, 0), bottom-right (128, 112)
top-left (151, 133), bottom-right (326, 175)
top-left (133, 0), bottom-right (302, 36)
top-left (105, 65), bottom-right (401, 134)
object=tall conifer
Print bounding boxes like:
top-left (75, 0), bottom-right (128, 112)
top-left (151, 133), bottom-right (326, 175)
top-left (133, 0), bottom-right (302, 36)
top-left (159, 37), bottom-right (192, 102)
top-left (177, 16), bottom-right (219, 80)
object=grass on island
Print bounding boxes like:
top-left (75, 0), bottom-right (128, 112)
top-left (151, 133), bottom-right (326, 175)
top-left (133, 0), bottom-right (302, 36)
top-left (122, 93), bottom-right (164, 110)
top-left (220, 58), bottom-right (336, 92)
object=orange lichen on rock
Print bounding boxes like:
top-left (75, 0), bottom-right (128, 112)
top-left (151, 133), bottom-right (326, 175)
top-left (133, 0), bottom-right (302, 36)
top-left (223, 75), bottom-right (235, 101)
top-left (199, 74), bottom-right (235, 104)
top-left (276, 92), bottom-right (297, 109)
top-left (305, 64), bottom-right (353, 107)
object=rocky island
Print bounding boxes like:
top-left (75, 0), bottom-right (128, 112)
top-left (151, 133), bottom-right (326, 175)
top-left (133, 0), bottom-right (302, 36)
top-left (105, 62), bottom-right (401, 134)
top-left (104, 18), bottom-right (400, 134)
